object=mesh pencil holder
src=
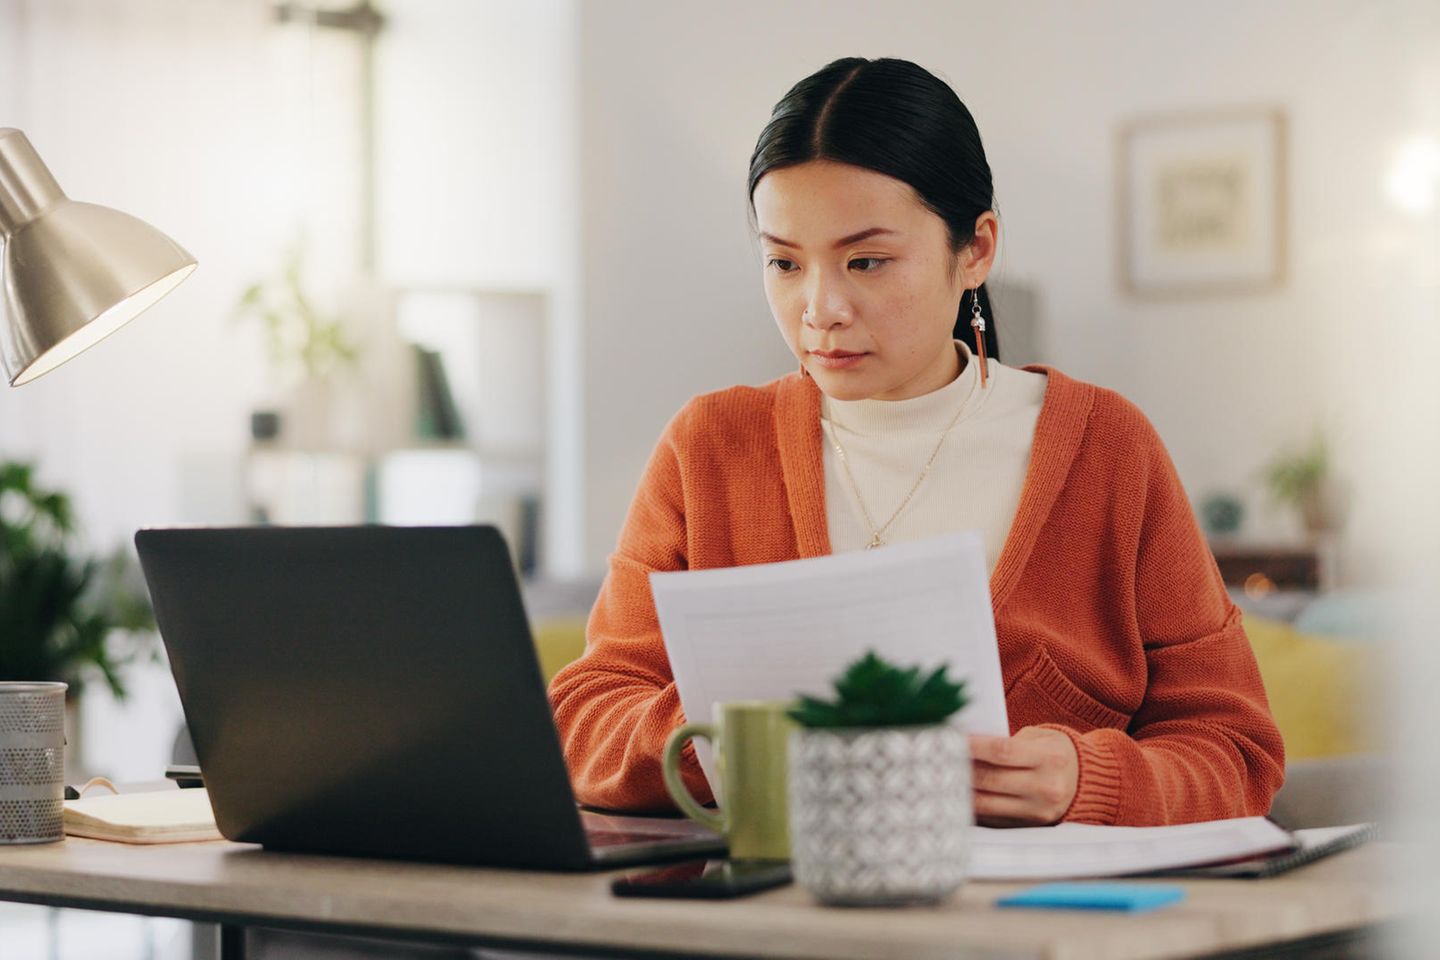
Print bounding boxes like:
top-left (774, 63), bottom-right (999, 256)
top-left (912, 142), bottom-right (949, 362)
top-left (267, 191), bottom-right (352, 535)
top-left (0, 682), bottom-right (67, 844)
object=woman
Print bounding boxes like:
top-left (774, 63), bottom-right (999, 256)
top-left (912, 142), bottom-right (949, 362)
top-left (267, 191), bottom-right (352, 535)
top-left (548, 57), bottom-right (1284, 827)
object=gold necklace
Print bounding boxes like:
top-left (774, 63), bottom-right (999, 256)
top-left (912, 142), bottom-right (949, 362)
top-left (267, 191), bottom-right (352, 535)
top-left (822, 386), bottom-right (972, 550)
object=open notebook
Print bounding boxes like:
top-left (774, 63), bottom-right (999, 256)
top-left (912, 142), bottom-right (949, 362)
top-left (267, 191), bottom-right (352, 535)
top-left (1148, 823), bottom-right (1378, 879)
top-left (64, 789), bottom-right (222, 844)
top-left (970, 817), bottom-right (1374, 881)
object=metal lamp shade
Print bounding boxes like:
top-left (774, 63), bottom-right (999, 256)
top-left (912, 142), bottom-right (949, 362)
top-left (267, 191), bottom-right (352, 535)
top-left (0, 129), bottom-right (196, 387)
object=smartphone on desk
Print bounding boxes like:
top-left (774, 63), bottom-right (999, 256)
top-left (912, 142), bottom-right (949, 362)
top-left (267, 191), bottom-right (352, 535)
top-left (164, 764), bottom-right (204, 789)
top-left (611, 858), bottom-right (792, 899)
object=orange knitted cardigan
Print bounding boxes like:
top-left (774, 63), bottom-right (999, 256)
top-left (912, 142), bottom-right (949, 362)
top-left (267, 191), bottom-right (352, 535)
top-left (547, 364), bottom-right (1286, 826)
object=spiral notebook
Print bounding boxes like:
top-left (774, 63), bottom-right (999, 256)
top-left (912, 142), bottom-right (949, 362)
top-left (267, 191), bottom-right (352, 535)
top-left (1149, 823), bottom-right (1377, 879)
top-left (968, 817), bottom-right (1375, 881)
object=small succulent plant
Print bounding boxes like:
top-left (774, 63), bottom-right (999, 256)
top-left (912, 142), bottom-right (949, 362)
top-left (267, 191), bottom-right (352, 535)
top-left (788, 650), bottom-right (969, 729)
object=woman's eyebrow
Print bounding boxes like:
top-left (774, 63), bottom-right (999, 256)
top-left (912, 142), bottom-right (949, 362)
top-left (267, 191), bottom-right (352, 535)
top-left (759, 227), bottom-right (897, 249)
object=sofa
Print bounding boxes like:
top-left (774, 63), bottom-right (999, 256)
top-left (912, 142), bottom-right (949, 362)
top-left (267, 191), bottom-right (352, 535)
top-left (1229, 587), bottom-right (1392, 829)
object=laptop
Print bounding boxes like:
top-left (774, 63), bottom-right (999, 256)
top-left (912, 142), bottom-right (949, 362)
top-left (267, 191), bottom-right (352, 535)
top-left (133, 524), bottom-right (726, 871)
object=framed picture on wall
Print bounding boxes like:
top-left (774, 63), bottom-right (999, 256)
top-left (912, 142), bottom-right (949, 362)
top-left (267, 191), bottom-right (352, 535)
top-left (1118, 108), bottom-right (1287, 297)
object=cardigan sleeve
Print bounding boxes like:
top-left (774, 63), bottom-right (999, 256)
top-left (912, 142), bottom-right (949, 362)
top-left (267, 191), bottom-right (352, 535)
top-left (1040, 424), bottom-right (1287, 826)
top-left (545, 411), bottom-right (712, 813)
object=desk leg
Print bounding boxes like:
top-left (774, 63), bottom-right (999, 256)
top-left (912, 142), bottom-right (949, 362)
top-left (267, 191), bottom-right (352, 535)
top-left (219, 924), bottom-right (246, 960)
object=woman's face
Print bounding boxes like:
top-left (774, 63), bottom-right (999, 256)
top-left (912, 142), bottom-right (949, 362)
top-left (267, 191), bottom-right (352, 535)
top-left (753, 159), bottom-right (993, 402)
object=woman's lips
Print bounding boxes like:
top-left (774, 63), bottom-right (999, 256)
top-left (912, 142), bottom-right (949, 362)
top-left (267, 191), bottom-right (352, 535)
top-left (810, 350), bottom-right (868, 370)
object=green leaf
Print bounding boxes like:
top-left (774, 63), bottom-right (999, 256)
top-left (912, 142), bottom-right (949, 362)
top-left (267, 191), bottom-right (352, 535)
top-left (236, 283), bottom-right (265, 309)
top-left (1261, 430), bottom-right (1330, 505)
top-left (233, 242), bottom-right (362, 383)
top-left (0, 462), bottom-right (156, 701)
top-left (789, 649), bottom-right (971, 729)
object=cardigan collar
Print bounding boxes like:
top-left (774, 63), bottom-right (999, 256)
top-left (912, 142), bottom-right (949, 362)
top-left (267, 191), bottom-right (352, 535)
top-left (773, 361), bottom-right (1094, 612)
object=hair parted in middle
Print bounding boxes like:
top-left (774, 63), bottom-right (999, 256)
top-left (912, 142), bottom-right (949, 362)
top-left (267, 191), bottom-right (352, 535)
top-left (747, 57), bottom-right (1000, 362)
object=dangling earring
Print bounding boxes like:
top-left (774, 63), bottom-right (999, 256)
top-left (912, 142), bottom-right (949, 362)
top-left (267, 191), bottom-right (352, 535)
top-left (799, 310), bottom-right (813, 377)
top-left (970, 287), bottom-right (989, 389)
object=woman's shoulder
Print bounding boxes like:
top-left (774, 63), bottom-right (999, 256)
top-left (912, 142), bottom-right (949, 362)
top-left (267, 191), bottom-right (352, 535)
top-left (1028, 363), bottom-right (1169, 456)
top-left (683, 373), bottom-right (792, 415)
top-left (661, 371), bottom-right (803, 446)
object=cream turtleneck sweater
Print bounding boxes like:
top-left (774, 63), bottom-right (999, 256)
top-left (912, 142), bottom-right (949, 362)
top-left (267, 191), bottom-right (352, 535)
top-left (820, 338), bottom-right (1049, 573)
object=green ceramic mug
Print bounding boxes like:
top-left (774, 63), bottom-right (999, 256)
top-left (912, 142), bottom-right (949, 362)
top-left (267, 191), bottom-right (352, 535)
top-left (662, 700), bottom-right (795, 861)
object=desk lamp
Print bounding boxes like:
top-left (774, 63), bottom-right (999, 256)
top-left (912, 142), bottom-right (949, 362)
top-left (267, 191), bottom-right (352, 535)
top-left (0, 127), bottom-right (196, 845)
top-left (0, 127), bottom-right (197, 386)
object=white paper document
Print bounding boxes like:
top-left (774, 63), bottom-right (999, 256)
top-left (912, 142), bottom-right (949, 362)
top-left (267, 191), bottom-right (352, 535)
top-left (650, 532), bottom-right (1007, 795)
top-left (969, 817), bottom-right (1297, 880)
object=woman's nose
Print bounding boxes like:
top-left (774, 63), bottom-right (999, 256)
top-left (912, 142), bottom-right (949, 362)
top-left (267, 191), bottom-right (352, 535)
top-left (802, 277), bottom-right (853, 328)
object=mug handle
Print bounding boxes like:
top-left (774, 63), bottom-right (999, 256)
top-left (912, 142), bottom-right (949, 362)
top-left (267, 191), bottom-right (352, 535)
top-left (662, 722), bottom-right (725, 834)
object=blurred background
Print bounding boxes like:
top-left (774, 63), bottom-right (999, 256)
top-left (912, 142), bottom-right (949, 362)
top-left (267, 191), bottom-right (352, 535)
top-left (1, 0), bottom-right (1437, 956)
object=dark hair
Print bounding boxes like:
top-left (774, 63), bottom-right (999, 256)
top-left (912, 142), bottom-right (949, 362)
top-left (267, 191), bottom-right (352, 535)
top-left (747, 57), bottom-right (999, 361)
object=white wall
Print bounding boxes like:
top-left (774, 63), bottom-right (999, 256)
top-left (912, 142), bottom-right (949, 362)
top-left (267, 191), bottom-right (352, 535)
top-left (375, 0), bottom-right (582, 574)
top-left (577, 0), bottom-right (1438, 585)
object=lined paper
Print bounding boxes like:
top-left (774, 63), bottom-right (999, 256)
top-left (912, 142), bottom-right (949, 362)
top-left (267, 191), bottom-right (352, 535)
top-left (650, 532), bottom-right (1007, 796)
top-left (969, 817), bottom-right (1297, 880)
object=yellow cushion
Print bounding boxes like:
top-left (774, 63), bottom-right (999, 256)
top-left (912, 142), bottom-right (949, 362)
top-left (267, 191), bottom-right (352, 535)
top-left (1241, 612), bottom-right (1379, 760)
top-left (533, 615), bottom-right (588, 685)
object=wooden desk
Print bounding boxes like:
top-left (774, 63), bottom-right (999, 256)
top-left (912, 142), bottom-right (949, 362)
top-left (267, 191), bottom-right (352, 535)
top-left (0, 837), bottom-right (1407, 960)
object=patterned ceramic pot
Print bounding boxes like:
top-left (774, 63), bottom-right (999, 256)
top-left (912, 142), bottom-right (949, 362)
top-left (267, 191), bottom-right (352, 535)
top-left (787, 723), bottom-right (970, 906)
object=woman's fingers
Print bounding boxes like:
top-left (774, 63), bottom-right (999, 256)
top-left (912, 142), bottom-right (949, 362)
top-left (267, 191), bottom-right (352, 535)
top-left (971, 760), bottom-right (1033, 797)
top-left (969, 727), bottom-right (1082, 826)
top-left (974, 789), bottom-right (1048, 825)
top-left (968, 733), bottom-right (1040, 769)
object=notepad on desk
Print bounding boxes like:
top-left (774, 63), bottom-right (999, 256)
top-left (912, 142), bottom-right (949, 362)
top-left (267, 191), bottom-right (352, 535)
top-left (1150, 823), bottom-right (1377, 879)
top-left (969, 817), bottom-right (1371, 881)
top-left (64, 788), bottom-right (223, 844)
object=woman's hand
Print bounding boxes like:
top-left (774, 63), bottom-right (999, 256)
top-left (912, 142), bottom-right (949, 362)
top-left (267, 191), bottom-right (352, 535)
top-left (968, 727), bottom-right (1079, 827)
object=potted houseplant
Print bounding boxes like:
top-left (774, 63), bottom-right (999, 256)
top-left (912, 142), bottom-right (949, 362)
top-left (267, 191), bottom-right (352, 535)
top-left (1261, 430), bottom-right (1347, 536)
top-left (232, 243), bottom-right (361, 450)
top-left (786, 651), bottom-right (971, 906)
top-left (0, 462), bottom-right (156, 703)
top-left (233, 244), bottom-right (358, 386)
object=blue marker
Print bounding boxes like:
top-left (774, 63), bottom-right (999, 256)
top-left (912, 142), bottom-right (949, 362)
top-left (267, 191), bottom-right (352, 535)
top-left (996, 882), bottom-right (1186, 913)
